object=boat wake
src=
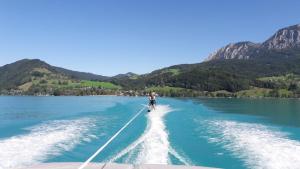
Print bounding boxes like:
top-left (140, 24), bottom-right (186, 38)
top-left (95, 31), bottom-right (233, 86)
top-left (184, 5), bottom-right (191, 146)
top-left (110, 105), bottom-right (190, 165)
top-left (202, 120), bottom-right (300, 169)
top-left (0, 118), bottom-right (96, 169)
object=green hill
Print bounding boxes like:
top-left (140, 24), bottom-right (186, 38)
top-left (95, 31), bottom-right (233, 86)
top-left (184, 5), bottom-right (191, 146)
top-left (0, 59), bottom-right (120, 95)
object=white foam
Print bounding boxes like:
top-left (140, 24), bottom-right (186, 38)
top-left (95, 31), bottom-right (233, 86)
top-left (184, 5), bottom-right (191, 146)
top-left (0, 118), bottom-right (96, 169)
top-left (204, 120), bottom-right (300, 169)
top-left (110, 105), bottom-right (190, 165)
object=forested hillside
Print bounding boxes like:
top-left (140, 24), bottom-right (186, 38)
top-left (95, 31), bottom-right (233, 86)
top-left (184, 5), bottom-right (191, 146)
top-left (113, 48), bottom-right (300, 97)
top-left (0, 59), bottom-right (119, 96)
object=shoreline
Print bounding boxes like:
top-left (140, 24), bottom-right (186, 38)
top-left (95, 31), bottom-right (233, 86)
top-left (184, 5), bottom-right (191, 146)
top-left (1, 94), bottom-right (300, 99)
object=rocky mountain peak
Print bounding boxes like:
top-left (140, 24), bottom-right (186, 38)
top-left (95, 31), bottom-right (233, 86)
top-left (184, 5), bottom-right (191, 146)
top-left (206, 41), bottom-right (260, 61)
top-left (262, 24), bottom-right (300, 49)
top-left (205, 23), bottom-right (300, 61)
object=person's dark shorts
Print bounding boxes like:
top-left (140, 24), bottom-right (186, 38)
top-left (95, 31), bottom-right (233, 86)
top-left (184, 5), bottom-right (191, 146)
top-left (150, 100), bottom-right (156, 105)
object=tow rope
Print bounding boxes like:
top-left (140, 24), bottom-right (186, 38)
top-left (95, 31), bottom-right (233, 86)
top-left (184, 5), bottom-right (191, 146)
top-left (78, 106), bottom-right (147, 169)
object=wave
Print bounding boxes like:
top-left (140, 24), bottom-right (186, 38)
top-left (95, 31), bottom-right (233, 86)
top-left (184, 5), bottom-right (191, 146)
top-left (0, 118), bottom-right (96, 169)
top-left (202, 120), bottom-right (300, 169)
top-left (110, 105), bottom-right (190, 165)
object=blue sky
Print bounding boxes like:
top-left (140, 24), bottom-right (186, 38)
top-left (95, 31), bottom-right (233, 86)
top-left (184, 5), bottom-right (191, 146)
top-left (0, 0), bottom-right (299, 76)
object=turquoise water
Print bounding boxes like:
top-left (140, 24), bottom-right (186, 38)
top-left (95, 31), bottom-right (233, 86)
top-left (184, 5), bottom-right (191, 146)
top-left (0, 96), bottom-right (300, 169)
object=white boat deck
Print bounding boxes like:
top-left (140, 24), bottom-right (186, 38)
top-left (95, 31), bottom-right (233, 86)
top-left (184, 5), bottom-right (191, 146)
top-left (22, 162), bottom-right (219, 169)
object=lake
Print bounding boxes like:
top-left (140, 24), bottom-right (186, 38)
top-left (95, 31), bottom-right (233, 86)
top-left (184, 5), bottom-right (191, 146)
top-left (0, 96), bottom-right (300, 169)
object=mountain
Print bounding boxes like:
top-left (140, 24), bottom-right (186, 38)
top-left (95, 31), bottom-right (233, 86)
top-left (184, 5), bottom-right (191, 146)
top-left (0, 59), bottom-right (109, 92)
top-left (262, 24), bottom-right (300, 49)
top-left (114, 23), bottom-right (300, 97)
top-left (206, 24), bottom-right (300, 61)
top-left (113, 72), bottom-right (139, 79)
top-left (0, 59), bottom-right (54, 90)
top-left (115, 47), bottom-right (300, 92)
top-left (53, 66), bottom-right (108, 81)
top-left (206, 42), bottom-right (260, 61)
